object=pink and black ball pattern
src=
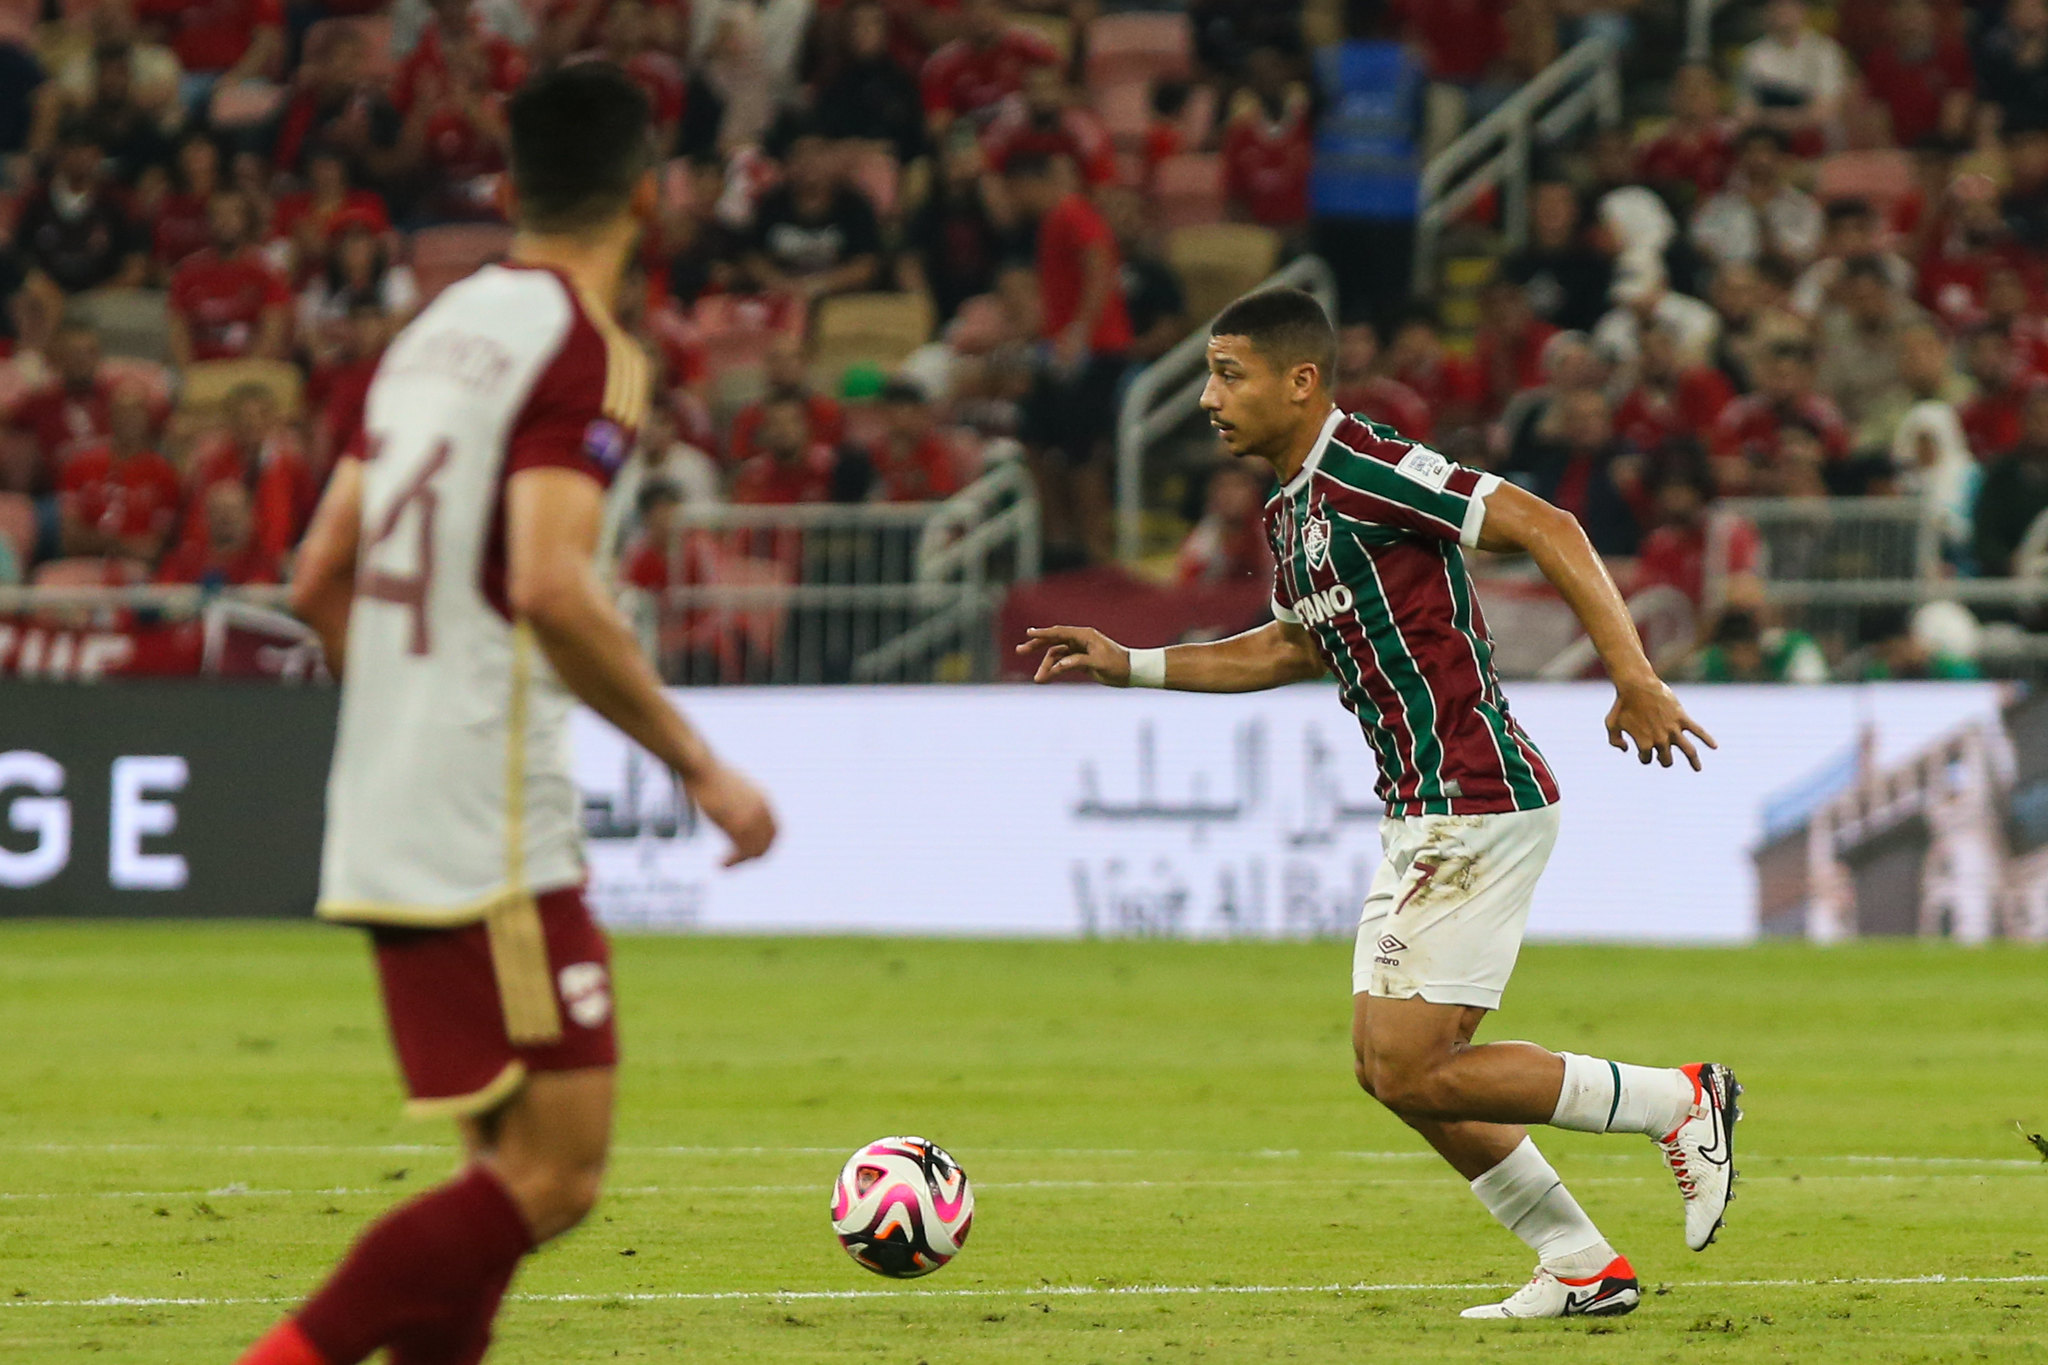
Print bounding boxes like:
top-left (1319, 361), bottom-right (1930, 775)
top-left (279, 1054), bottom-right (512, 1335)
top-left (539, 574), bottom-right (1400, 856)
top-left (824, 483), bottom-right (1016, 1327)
top-left (829, 1136), bottom-right (974, 1278)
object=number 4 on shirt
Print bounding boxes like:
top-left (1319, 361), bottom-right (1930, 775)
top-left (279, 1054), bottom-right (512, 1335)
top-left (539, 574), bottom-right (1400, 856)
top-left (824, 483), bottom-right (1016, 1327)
top-left (359, 441), bottom-right (451, 657)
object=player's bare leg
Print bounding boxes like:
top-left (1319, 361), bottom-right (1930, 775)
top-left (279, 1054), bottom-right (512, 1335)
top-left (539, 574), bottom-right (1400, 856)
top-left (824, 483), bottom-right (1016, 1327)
top-left (236, 1069), bottom-right (615, 1365)
top-left (1353, 994), bottom-right (1638, 1317)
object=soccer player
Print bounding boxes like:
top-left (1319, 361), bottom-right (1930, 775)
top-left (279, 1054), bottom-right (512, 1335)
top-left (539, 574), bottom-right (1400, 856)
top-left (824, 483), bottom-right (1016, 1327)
top-left (238, 66), bottom-right (776, 1365)
top-left (1019, 289), bottom-right (1737, 1320)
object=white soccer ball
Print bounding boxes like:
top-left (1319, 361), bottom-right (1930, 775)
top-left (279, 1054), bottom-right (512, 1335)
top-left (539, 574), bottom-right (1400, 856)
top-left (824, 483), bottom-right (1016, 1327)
top-left (829, 1136), bottom-right (974, 1278)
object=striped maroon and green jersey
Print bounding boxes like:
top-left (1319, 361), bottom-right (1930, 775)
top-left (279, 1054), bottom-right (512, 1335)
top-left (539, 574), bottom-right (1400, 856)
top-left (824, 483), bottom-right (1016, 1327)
top-left (1266, 408), bottom-right (1560, 817)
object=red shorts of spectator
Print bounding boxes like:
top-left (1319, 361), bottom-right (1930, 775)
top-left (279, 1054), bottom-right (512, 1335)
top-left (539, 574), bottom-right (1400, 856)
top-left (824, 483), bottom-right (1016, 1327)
top-left (365, 885), bottom-right (618, 1117)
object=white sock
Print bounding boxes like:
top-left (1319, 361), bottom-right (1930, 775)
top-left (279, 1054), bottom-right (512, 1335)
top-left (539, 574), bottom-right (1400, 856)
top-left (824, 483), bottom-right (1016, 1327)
top-left (1550, 1052), bottom-right (1696, 1137)
top-left (1469, 1137), bottom-right (1613, 1274)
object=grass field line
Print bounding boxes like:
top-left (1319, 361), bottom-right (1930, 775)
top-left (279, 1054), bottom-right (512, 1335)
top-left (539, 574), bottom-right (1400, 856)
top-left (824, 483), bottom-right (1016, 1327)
top-left (9, 1273), bottom-right (2048, 1312)
top-left (2, 1169), bottom-right (2032, 1204)
top-left (11, 1141), bottom-right (2043, 1168)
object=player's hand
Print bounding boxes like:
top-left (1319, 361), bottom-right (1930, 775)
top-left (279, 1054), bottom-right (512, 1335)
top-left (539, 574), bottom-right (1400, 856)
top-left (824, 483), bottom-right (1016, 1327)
top-left (1606, 677), bottom-right (1718, 771)
top-left (1016, 625), bottom-right (1130, 685)
top-left (686, 763), bottom-right (778, 867)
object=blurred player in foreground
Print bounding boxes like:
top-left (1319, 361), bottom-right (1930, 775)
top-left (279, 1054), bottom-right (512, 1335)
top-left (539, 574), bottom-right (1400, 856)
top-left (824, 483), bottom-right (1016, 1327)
top-left (239, 65), bottom-right (775, 1365)
top-left (1020, 289), bottom-right (1735, 1320)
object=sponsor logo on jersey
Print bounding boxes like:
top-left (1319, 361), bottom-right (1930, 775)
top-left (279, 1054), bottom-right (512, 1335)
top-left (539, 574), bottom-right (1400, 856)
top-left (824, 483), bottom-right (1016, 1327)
top-left (1395, 444), bottom-right (1454, 492)
top-left (1292, 582), bottom-right (1355, 626)
top-left (1302, 511), bottom-right (1330, 570)
top-left (582, 418), bottom-right (628, 474)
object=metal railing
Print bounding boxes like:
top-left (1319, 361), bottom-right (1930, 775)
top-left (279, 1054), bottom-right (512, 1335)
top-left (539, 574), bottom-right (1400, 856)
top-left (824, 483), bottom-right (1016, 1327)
top-left (1411, 34), bottom-right (1623, 295)
top-left (1114, 255), bottom-right (1338, 563)
top-left (1534, 583), bottom-right (1698, 680)
top-left (622, 456), bottom-right (1041, 685)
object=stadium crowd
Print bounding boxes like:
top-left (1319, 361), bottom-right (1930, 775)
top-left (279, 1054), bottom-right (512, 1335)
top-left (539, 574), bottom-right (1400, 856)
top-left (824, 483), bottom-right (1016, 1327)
top-left (9, 0), bottom-right (2048, 679)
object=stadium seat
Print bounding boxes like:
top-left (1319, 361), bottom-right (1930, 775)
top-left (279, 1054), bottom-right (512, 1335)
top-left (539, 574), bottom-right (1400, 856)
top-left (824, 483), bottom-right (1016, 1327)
top-left (410, 223), bottom-right (514, 301)
top-left (809, 293), bottom-right (936, 392)
top-left (0, 493), bottom-right (35, 574)
top-left (178, 358), bottom-right (304, 418)
top-left (1151, 153), bottom-right (1227, 230)
top-left (1167, 223), bottom-right (1282, 323)
top-left (1085, 12), bottom-right (1193, 88)
top-left (100, 356), bottom-right (175, 410)
top-left (1096, 79), bottom-right (1152, 149)
top-left (1816, 149), bottom-right (1915, 212)
top-left (209, 80), bottom-right (285, 131)
top-left (65, 288), bottom-right (173, 364)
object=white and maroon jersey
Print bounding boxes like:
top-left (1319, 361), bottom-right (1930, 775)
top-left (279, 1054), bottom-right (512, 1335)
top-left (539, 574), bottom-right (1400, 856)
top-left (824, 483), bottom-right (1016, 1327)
top-left (1266, 409), bottom-right (1560, 818)
top-left (318, 262), bottom-right (650, 926)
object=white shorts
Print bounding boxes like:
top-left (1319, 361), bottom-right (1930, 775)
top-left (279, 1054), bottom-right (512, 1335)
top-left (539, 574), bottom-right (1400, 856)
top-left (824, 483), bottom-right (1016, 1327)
top-left (1352, 804), bottom-right (1561, 1010)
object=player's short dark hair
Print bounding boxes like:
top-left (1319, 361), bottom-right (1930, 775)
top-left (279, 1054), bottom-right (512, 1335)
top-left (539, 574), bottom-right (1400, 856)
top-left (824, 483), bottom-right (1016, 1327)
top-left (509, 63), bottom-right (653, 234)
top-left (1210, 288), bottom-right (1337, 380)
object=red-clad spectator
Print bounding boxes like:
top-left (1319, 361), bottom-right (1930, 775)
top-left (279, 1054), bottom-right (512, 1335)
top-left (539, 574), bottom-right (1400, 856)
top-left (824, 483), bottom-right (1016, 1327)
top-left (1859, 0), bottom-right (1974, 148)
top-left (727, 335), bottom-right (847, 465)
top-left (154, 132), bottom-right (227, 273)
top-left (1384, 312), bottom-right (1485, 435)
top-left (1634, 468), bottom-right (1762, 608)
top-left (1176, 460), bottom-right (1274, 587)
top-left (3, 326), bottom-right (122, 493)
top-left (269, 150), bottom-right (393, 280)
top-left (395, 0), bottom-right (527, 112)
top-left (133, 0), bottom-right (282, 83)
top-left (1332, 321), bottom-right (1433, 441)
top-left (1471, 279), bottom-right (1560, 417)
top-left (1917, 174), bottom-right (2041, 330)
top-left (155, 481), bottom-right (282, 586)
top-left (1634, 64), bottom-right (1736, 208)
top-left (1613, 324), bottom-right (1737, 457)
top-left (1983, 264), bottom-right (2048, 378)
top-left (1392, 0), bottom-right (1509, 84)
top-left (980, 68), bottom-right (1117, 188)
top-left (1961, 325), bottom-right (2039, 456)
top-left (269, 22), bottom-right (410, 188)
top-left (1142, 82), bottom-right (1191, 181)
top-left (401, 44), bottom-right (512, 222)
top-left (1709, 340), bottom-right (1851, 490)
top-left (1009, 150), bottom-right (1133, 563)
top-left (621, 480), bottom-right (714, 594)
top-left (865, 380), bottom-right (964, 502)
top-left (183, 383), bottom-right (318, 560)
top-left (1221, 49), bottom-right (1313, 230)
top-left (168, 191), bottom-right (293, 364)
top-left (921, 0), bottom-right (1059, 133)
top-left (305, 301), bottom-right (391, 473)
top-left (591, 0), bottom-right (688, 144)
top-left (57, 385), bottom-right (181, 562)
top-left (731, 396), bottom-right (839, 505)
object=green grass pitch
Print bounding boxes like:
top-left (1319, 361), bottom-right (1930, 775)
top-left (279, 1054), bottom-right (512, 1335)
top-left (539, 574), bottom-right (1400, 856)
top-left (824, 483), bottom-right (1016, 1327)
top-left (3, 925), bottom-right (2047, 1363)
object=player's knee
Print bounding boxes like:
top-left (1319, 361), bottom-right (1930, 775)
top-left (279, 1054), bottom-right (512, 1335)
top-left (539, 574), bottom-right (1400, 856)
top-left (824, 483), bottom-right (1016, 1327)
top-left (1351, 1049), bottom-right (1379, 1098)
top-left (503, 1159), bottom-right (606, 1242)
top-left (1367, 1056), bottom-right (1452, 1118)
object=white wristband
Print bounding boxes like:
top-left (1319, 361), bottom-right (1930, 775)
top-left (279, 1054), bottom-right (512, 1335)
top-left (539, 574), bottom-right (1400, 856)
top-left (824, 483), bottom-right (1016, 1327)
top-left (1126, 647), bottom-right (1167, 689)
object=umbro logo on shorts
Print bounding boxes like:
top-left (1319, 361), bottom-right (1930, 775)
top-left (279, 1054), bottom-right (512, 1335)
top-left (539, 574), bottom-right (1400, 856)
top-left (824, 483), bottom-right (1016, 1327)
top-left (1376, 934), bottom-right (1407, 955)
top-left (558, 962), bottom-right (612, 1029)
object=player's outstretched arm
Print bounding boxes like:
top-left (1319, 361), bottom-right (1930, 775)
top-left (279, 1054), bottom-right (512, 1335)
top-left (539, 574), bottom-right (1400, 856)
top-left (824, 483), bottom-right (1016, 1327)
top-left (290, 456), bottom-right (364, 671)
top-left (507, 467), bottom-right (776, 867)
top-left (1474, 481), bottom-right (1718, 770)
top-left (1016, 621), bottom-right (1325, 692)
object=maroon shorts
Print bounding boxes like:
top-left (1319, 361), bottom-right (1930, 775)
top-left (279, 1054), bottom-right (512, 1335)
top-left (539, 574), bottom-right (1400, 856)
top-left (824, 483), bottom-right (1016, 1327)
top-left (371, 885), bottom-right (619, 1118)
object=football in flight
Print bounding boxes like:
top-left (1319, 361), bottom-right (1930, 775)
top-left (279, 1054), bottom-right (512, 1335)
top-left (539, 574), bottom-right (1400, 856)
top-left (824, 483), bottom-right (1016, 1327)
top-left (830, 1136), bottom-right (974, 1278)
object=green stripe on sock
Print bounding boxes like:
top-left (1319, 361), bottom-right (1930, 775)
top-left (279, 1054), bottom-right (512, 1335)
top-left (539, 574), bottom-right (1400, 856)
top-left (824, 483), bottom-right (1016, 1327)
top-left (1605, 1060), bottom-right (1623, 1132)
